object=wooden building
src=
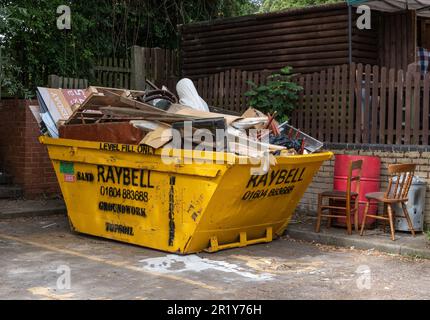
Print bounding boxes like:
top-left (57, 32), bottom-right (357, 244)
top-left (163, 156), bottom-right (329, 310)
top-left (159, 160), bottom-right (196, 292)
top-left (180, 1), bottom-right (430, 77)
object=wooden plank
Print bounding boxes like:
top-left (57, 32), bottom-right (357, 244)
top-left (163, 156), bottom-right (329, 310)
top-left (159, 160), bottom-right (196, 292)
top-left (325, 68), bottom-right (333, 142)
top-left (363, 64), bottom-right (372, 143)
top-left (202, 76), bottom-right (208, 106)
top-left (312, 72), bottom-right (319, 139)
top-left (183, 43), bottom-right (350, 64)
top-left (402, 14), bottom-right (408, 71)
top-left (208, 74), bottom-right (214, 106)
top-left (355, 64), bottom-right (363, 143)
top-left (404, 69), bottom-right (412, 144)
top-left (219, 71), bottom-right (225, 108)
top-left (396, 69), bottom-right (404, 144)
top-left (348, 63), bottom-right (355, 142)
top-left (233, 70), bottom-right (241, 112)
top-left (182, 4), bottom-right (347, 30)
top-left (413, 71), bottom-right (421, 144)
top-left (183, 35), bottom-right (349, 59)
top-left (318, 70), bottom-right (326, 141)
top-left (370, 65), bottom-right (379, 144)
top-left (423, 73), bottom-right (430, 145)
top-left (387, 68), bottom-right (395, 144)
top-left (182, 21), bottom-right (350, 47)
top-left (339, 64), bottom-right (348, 143)
top-left (297, 77), bottom-right (305, 130)
top-left (240, 70), bottom-right (247, 112)
top-left (182, 11), bottom-right (349, 39)
top-left (184, 50), bottom-right (349, 69)
top-left (184, 57), bottom-right (350, 78)
top-left (182, 29), bottom-right (348, 52)
top-left (214, 73), bottom-right (219, 107)
top-left (224, 70), bottom-right (230, 109)
top-left (333, 66), bottom-right (340, 143)
top-left (229, 69), bottom-right (236, 111)
top-left (304, 74), bottom-right (312, 134)
top-left (379, 67), bottom-right (387, 144)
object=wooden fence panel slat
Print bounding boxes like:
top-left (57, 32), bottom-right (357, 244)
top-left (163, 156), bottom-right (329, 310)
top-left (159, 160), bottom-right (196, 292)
top-left (312, 72), bottom-right (319, 139)
top-left (240, 70), bottom-right (247, 112)
top-left (214, 73), bottom-right (220, 107)
top-left (297, 77), bottom-right (305, 130)
top-left (219, 71), bottom-right (225, 107)
top-left (348, 63), bottom-right (355, 142)
top-left (229, 69), bottom-right (236, 110)
top-left (424, 73), bottom-right (430, 145)
top-left (318, 70), bottom-right (326, 141)
top-left (325, 68), bottom-right (333, 142)
top-left (355, 64), bottom-right (363, 143)
top-left (304, 74), bottom-right (312, 134)
top-left (340, 64), bottom-right (348, 142)
top-left (404, 70), bottom-right (412, 144)
top-left (363, 64), bottom-right (372, 143)
top-left (413, 72), bottom-right (421, 145)
top-left (371, 65), bottom-right (379, 144)
top-left (224, 70), bottom-right (230, 108)
top-left (208, 74), bottom-right (214, 106)
top-left (396, 69), bottom-right (404, 144)
top-left (379, 67), bottom-right (387, 144)
top-left (333, 66), bottom-right (340, 143)
top-left (387, 68), bottom-right (395, 144)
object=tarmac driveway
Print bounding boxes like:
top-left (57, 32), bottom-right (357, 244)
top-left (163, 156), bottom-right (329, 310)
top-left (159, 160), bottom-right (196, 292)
top-left (0, 214), bottom-right (429, 300)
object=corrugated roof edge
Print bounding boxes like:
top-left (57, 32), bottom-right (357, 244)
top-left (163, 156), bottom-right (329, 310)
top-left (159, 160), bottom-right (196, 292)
top-left (179, 2), bottom-right (348, 30)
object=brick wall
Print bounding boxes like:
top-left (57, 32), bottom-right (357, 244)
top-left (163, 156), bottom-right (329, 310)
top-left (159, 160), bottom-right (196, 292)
top-left (297, 144), bottom-right (430, 229)
top-left (0, 99), bottom-right (60, 198)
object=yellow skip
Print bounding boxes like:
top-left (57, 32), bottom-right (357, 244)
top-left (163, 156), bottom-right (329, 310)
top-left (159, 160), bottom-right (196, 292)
top-left (40, 136), bottom-right (332, 253)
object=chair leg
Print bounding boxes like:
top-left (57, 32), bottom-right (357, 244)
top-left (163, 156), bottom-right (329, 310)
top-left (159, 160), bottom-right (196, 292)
top-left (326, 201), bottom-right (332, 228)
top-left (354, 199), bottom-right (359, 233)
top-left (387, 204), bottom-right (396, 241)
top-left (316, 194), bottom-right (322, 233)
top-left (360, 200), bottom-right (370, 236)
top-left (345, 206), bottom-right (352, 235)
top-left (382, 203), bottom-right (387, 233)
top-left (401, 203), bottom-right (416, 237)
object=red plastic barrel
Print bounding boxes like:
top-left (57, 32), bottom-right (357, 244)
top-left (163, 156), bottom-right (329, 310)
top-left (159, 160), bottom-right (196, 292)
top-left (334, 155), bottom-right (380, 226)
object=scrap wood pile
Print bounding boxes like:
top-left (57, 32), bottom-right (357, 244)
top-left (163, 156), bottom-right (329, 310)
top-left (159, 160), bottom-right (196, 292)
top-left (31, 78), bottom-right (322, 160)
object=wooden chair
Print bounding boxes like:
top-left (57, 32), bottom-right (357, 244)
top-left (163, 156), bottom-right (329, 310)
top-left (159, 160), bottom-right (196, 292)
top-left (316, 160), bottom-right (363, 235)
top-left (360, 164), bottom-right (416, 241)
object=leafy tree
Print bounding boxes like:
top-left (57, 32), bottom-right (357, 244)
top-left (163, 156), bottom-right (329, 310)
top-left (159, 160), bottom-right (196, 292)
top-left (259, 0), bottom-right (340, 12)
top-left (0, 0), bottom-right (259, 98)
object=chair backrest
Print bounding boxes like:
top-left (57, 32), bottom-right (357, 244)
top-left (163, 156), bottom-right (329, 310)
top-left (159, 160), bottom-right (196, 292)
top-left (385, 164), bottom-right (416, 200)
top-left (346, 160), bottom-right (363, 200)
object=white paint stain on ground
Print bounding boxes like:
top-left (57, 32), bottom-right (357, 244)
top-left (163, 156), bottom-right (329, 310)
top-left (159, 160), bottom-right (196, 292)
top-left (139, 254), bottom-right (273, 281)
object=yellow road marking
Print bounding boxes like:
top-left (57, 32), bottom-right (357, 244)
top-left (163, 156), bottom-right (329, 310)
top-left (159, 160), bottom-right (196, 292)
top-left (28, 287), bottom-right (75, 300)
top-left (0, 233), bottom-right (218, 291)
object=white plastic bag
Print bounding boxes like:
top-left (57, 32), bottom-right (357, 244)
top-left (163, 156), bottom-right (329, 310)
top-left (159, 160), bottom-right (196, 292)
top-left (176, 78), bottom-right (209, 112)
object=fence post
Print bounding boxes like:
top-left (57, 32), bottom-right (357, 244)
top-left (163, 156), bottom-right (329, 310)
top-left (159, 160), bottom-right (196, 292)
top-left (48, 74), bottom-right (60, 88)
top-left (130, 45), bottom-right (145, 90)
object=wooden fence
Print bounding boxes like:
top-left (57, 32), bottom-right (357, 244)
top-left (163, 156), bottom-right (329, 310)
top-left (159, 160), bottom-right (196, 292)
top-left (192, 64), bottom-right (429, 146)
top-left (290, 63), bottom-right (430, 145)
top-left (92, 58), bottom-right (131, 89)
top-left (48, 75), bottom-right (88, 89)
top-left (92, 46), bottom-right (179, 90)
top-left (193, 68), bottom-right (271, 113)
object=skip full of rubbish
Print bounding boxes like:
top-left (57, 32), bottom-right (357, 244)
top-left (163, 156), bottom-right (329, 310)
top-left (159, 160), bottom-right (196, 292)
top-left (31, 78), bottom-right (322, 167)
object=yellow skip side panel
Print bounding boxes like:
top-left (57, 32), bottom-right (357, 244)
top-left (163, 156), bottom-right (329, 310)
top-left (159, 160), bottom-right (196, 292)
top-left (40, 137), bottom-right (332, 254)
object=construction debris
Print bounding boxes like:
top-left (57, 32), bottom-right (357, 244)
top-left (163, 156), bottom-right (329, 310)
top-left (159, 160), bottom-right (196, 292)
top-left (32, 79), bottom-right (322, 167)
